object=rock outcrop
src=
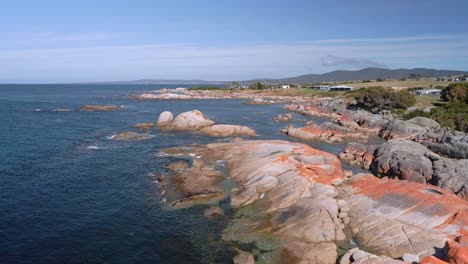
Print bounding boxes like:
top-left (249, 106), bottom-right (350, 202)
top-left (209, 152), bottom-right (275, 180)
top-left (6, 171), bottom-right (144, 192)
top-left (281, 122), bottom-right (368, 143)
top-left (200, 124), bottom-right (257, 137)
top-left (156, 110), bottom-right (257, 137)
top-left (418, 127), bottom-right (468, 159)
top-left (340, 140), bottom-right (468, 199)
top-left (160, 139), bottom-right (468, 263)
top-left (157, 110), bottom-right (214, 130)
top-left (342, 174), bottom-right (467, 261)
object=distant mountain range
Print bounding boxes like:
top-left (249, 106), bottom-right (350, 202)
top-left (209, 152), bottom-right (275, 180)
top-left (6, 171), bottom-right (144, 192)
top-left (242, 68), bottom-right (468, 84)
top-left (77, 68), bottom-right (468, 85)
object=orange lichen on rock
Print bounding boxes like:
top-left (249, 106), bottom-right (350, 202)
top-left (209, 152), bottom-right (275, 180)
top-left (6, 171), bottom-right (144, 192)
top-left (347, 174), bottom-right (468, 260)
top-left (419, 256), bottom-right (449, 264)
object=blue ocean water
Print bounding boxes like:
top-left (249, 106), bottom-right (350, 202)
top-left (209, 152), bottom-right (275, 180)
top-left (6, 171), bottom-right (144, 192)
top-left (0, 84), bottom-right (358, 263)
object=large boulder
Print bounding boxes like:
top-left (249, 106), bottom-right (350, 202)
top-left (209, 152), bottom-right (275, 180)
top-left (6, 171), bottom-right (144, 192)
top-left (370, 139), bottom-right (439, 183)
top-left (433, 158), bottom-right (468, 199)
top-left (156, 111), bottom-right (173, 127)
top-left (200, 124), bottom-right (257, 137)
top-left (157, 110), bottom-right (214, 130)
top-left (380, 117), bottom-right (440, 140)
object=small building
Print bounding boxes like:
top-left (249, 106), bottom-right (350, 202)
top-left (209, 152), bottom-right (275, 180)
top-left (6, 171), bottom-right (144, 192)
top-left (312, 85), bottom-right (330, 91)
top-left (328, 85), bottom-right (356, 91)
top-left (410, 89), bottom-right (441, 97)
top-left (437, 76), bottom-right (461, 82)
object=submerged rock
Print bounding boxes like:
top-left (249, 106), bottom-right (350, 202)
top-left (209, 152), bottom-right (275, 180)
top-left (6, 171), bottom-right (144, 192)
top-left (273, 113), bottom-right (292, 122)
top-left (131, 122), bottom-right (155, 131)
top-left (204, 205), bottom-right (224, 219)
top-left (79, 105), bottom-right (122, 111)
top-left (111, 131), bottom-right (154, 141)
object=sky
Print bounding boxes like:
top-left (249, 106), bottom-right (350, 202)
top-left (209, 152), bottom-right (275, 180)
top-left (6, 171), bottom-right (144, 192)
top-left (1, 0), bottom-right (468, 83)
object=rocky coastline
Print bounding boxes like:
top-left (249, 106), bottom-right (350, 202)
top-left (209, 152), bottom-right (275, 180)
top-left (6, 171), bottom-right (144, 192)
top-left (120, 89), bottom-right (467, 263)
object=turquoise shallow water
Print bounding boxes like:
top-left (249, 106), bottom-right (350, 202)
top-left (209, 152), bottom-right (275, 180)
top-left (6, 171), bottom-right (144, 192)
top-left (0, 84), bottom-right (361, 263)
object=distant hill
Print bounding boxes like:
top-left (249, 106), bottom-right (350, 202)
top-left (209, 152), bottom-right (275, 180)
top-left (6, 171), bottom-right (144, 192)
top-left (73, 68), bottom-right (468, 85)
top-left (242, 68), bottom-right (468, 84)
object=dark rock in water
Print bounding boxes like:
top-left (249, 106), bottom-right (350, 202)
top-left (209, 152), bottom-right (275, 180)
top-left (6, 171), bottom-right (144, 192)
top-left (273, 113), bottom-right (292, 122)
top-left (131, 122), bottom-right (155, 131)
top-left (204, 205), bottom-right (223, 219)
top-left (79, 105), bottom-right (123, 111)
top-left (112, 131), bottom-right (154, 141)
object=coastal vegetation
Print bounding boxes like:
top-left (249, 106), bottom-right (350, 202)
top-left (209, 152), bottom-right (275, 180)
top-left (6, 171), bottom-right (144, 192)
top-left (404, 83), bottom-right (468, 132)
top-left (352, 86), bottom-right (416, 110)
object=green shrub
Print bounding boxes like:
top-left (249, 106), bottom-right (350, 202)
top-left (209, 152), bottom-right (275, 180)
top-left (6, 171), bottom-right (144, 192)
top-left (441, 83), bottom-right (468, 103)
top-left (354, 86), bottom-right (416, 110)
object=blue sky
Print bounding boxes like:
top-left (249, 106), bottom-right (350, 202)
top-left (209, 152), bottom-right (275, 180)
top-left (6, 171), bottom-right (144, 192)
top-left (1, 0), bottom-right (468, 83)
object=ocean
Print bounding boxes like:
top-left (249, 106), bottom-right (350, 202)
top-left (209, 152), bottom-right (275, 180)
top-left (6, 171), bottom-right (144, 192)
top-left (0, 84), bottom-right (359, 263)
